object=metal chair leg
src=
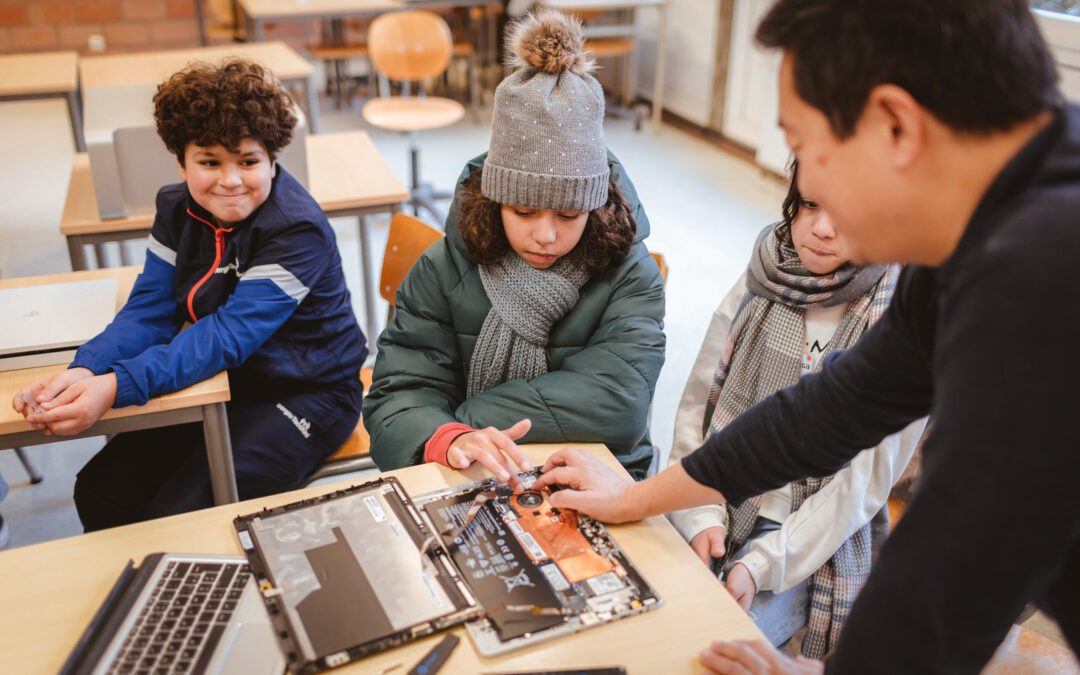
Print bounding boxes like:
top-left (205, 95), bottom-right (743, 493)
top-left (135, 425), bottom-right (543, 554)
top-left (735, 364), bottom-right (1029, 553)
top-left (13, 448), bottom-right (43, 484)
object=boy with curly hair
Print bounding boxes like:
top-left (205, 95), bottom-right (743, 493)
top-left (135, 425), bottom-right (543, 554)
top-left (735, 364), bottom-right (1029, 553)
top-left (13, 59), bottom-right (367, 530)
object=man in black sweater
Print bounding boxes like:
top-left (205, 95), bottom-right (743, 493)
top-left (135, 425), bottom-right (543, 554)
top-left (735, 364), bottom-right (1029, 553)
top-left (534, 1), bottom-right (1079, 673)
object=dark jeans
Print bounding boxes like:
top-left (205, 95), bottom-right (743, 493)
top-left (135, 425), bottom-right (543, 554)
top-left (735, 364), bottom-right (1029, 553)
top-left (74, 388), bottom-right (360, 532)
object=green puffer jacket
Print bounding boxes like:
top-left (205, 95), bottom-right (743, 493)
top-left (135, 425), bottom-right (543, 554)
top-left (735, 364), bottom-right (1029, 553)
top-left (363, 152), bottom-right (666, 479)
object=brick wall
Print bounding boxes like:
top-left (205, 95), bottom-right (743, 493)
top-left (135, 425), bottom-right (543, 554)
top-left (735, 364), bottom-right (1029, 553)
top-left (0, 0), bottom-right (320, 55)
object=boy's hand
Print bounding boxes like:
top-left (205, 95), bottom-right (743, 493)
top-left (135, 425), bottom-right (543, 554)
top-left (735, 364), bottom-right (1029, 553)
top-left (12, 367), bottom-right (95, 429)
top-left (690, 526), bottom-right (728, 567)
top-left (34, 373), bottom-right (118, 436)
top-left (447, 419), bottom-right (533, 487)
top-left (725, 562), bottom-right (758, 612)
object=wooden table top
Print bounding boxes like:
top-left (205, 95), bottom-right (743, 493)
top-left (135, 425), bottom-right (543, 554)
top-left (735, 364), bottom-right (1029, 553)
top-left (305, 131), bottom-right (410, 212)
top-left (239, 0), bottom-right (403, 21)
top-left (0, 51), bottom-right (78, 97)
top-left (78, 41), bottom-right (313, 89)
top-left (0, 443), bottom-right (762, 673)
top-left (60, 130), bottom-right (408, 236)
top-left (0, 267), bottom-right (230, 438)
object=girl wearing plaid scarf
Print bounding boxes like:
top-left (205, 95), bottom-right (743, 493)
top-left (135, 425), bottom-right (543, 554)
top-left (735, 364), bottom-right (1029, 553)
top-left (667, 162), bottom-right (927, 658)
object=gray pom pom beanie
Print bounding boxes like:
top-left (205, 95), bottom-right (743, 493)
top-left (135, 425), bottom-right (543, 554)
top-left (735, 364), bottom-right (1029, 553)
top-left (482, 10), bottom-right (609, 212)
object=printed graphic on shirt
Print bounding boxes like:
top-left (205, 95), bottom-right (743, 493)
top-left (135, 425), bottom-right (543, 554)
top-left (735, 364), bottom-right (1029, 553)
top-left (215, 258), bottom-right (240, 276)
top-left (802, 304), bottom-right (846, 376)
top-left (802, 338), bottom-right (829, 374)
top-left (277, 403), bottom-right (312, 439)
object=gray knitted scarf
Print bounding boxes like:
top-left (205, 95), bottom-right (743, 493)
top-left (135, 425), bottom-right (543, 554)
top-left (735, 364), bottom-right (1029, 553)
top-left (467, 252), bottom-right (590, 397)
top-left (705, 222), bottom-right (898, 659)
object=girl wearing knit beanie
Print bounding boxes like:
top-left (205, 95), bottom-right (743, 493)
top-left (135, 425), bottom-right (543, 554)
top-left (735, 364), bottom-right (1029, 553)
top-left (363, 10), bottom-right (666, 482)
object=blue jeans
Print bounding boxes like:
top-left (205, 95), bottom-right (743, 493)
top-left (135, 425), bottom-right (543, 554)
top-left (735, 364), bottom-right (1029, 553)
top-left (722, 516), bottom-right (810, 647)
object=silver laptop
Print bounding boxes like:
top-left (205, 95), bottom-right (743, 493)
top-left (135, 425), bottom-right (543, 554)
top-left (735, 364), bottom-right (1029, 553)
top-left (0, 278), bottom-right (117, 371)
top-left (61, 553), bottom-right (285, 675)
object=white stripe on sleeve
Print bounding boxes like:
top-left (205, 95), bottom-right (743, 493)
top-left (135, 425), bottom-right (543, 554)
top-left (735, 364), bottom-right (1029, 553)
top-left (239, 263), bottom-right (310, 303)
top-left (147, 234), bottom-right (177, 266)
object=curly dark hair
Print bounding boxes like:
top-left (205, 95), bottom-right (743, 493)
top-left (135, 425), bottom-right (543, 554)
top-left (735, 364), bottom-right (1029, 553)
top-left (153, 59), bottom-right (297, 164)
top-left (457, 169), bottom-right (636, 275)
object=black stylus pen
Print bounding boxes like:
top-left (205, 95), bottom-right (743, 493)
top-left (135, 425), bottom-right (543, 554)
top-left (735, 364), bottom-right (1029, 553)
top-left (408, 634), bottom-right (460, 675)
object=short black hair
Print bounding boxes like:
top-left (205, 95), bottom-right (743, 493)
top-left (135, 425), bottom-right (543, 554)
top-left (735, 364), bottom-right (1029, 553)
top-left (757, 0), bottom-right (1060, 138)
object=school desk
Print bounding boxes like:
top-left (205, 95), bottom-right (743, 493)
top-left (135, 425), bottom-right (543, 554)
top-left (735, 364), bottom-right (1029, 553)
top-left (0, 267), bottom-right (239, 505)
top-left (0, 443), bottom-right (765, 673)
top-left (0, 51), bottom-right (84, 151)
top-left (79, 41), bottom-right (320, 134)
top-left (238, 0), bottom-right (404, 43)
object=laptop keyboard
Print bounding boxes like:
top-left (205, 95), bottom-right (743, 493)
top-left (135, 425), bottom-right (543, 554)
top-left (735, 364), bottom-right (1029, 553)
top-left (109, 560), bottom-right (251, 675)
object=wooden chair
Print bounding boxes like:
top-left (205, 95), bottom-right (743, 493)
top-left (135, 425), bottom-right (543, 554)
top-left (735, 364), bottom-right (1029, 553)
top-left (563, 9), bottom-right (645, 130)
top-left (362, 11), bottom-right (467, 226)
top-left (649, 250), bottom-right (668, 284)
top-left (380, 212), bottom-right (445, 322)
top-left (199, 0), bottom-right (244, 43)
top-left (308, 41), bottom-right (372, 110)
top-left (306, 214), bottom-right (444, 483)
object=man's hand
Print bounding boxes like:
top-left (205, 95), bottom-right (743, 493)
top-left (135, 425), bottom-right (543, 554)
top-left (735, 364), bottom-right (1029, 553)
top-left (532, 447), bottom-right (642, 522)
top-left (33, 373), bottom-right (118, 436)
top-left (447, 419), bottom-right (532, 487)
top-left (12, 367), bottom-right (96, 430)
top-left (725, 562), bottom-right (758, 612)
top-left (700, 639), bottom-right (824, 675)
top-left (690, 526), bottom-right (728, 567)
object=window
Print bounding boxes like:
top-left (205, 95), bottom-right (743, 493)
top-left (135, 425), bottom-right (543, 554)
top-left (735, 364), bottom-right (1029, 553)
top-left (1032, 1), bottom-right (1080, 16)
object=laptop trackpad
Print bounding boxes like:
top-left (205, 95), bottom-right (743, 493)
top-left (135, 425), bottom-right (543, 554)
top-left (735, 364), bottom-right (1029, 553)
top-left (214, 619), bottom-right (285, 675)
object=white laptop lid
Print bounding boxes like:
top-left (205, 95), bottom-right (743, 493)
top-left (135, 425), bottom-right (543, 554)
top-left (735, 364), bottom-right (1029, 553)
top-left (0, 278), bottom-right (118, 357)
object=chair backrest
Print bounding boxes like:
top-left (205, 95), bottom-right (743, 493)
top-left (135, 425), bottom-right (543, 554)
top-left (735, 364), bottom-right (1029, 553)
top-left (650, 251), bottom-right (669, 284)
top-left (380, 213), bottom-right (445, 311)
top-left (368, 11), bottom-right (454, 82)
top-left (207, 0), bottom-right (234, 24)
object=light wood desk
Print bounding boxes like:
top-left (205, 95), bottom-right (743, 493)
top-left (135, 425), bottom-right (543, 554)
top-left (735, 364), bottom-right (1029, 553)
top-left (59, 131), bottom-right (408, 350)
top-left (540, 0), bottom-right (670, 126)
top-left (79, 41), bottom-right (321, 133)
top-left (0, 267), bottom-right (240, 505)
top-left (239, 0), bottom-right (404, 42)
top-left (0, 50), bottom-right (84, 151)
top-left (0, 444), bottom-right (763, 673)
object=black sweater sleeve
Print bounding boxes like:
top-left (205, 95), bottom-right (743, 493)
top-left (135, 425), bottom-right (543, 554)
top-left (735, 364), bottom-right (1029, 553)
top-left (681, 267), bottom-right (936, 505)
top-left (825, 224), bottom-right (1080, 672)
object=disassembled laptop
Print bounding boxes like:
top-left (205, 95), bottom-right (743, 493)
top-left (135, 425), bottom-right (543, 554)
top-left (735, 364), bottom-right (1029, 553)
top-left (233, 468), bottom-right (661, 673)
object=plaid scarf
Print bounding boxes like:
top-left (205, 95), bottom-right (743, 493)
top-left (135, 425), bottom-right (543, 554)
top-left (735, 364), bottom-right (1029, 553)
top-left (705, 222), bottom-right (899, 659)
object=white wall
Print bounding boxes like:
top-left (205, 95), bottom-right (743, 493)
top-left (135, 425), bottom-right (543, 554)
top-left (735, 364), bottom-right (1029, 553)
top-left (634, 0), bottom-right (721, 127)
top-left (721, 0), bottom-right (788, 173)
top-left (1035, 9), bottom-right (1080, 102)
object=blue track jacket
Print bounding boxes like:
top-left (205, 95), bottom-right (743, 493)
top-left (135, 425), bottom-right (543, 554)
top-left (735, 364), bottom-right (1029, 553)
top-left (72, 166), bottom-right (367, 422)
